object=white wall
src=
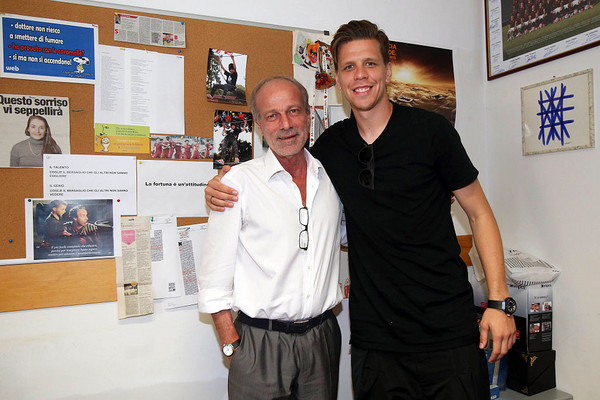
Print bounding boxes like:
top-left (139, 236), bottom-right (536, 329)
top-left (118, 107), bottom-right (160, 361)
top-left (12, 0), bottom-right (599, 399)
top-left (485, 48), bottom-right (600, 399)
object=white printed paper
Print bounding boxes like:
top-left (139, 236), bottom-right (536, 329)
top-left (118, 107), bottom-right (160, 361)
top-left (150, 215), bottom-right (181, 299)
top-left (165, 223), bottom-right (208, 309)
top-left (43, 154), bottom-right (137, 215)
top-left (94, 45), bottom-right (184, 134)
top-left (137, 160), bottom-right (214, 217)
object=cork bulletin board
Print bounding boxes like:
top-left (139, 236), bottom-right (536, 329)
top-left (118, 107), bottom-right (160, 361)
top-left (0, 0), bottom-right (292, 312)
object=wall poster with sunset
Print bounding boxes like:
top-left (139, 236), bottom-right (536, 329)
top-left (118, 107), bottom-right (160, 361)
top-left (388, 41), bottom-right (456, 125)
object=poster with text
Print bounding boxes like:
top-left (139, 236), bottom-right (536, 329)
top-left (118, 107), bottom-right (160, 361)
top-left (1, 14), bottom-right (97, 83)
top-left (388, 40), bottom-right (456, 125)
top-left (1, 94), bottom-right (70, 168)
top-left (27, 198), bottom-right (116, 261)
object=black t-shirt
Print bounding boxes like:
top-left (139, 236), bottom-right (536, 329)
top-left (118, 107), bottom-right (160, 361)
top-left (225, 71), bottom-right (238, 86)
top-left (311, 102), bottom-right (479, 352)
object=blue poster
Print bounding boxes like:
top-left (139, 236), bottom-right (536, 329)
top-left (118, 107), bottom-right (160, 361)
top-left (1, 14), bottom-right (97, 84)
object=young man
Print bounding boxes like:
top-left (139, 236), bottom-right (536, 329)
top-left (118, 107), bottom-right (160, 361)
top-left (198, 76), bottom-right (343, 400)
top-left (64, 205), bottom-right (98, 246)
top-left (216, 120), bottom-right (242, 165)
top-left (210, 53), bottom-right (238, 98)
top-left (206, 20), bottom-right (516, 400)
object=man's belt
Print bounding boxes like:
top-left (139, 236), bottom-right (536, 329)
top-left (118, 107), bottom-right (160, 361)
top-left (237, 309), bottom-right (334, 334)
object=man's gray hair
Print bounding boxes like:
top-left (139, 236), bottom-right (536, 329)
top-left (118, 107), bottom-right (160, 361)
top-left (250, 75), bottom-right (310, 122)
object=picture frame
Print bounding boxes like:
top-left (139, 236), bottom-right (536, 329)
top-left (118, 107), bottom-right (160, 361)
top-left (521, 69), bottom-right (594, 155)
top-left (485, 0), bottom-right (600, 80)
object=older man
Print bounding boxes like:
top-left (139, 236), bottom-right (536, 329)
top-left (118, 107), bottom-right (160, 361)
top-left (198, 76), bottom-right (343, 400)
top-left (205, 20), bottom-right (516, 400)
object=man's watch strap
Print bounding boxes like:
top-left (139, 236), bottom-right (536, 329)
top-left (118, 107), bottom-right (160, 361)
top-left (222, 339), bottom-right (241, 356)
top-left (487, 297), bottom-right (517, 316)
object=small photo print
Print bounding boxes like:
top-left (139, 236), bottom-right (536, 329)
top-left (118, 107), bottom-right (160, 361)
top-left (124, 282), bottom-right (138, 296)
top-left (213, 110), bottom-right (253, 169)
top-left (529, 323), bottom-right (540, 334)
top-left (206, 48), bottom-right (247, 105)
top-left (530, 302), bottom-right (541, 313)
top-left (542, 321), bottom-right (552, 332)
top-left (150, 135), bottom-right (213, 160)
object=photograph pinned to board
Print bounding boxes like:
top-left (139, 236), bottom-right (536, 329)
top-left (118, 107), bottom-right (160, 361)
top-left (0, 94), bottom-right (70, 168)
top-left (206, 49), bottom-right (247, 105)
top-left (521, 69), bottom-right (594, 155)
top-left (213, 110), bottom-right (253, 169)
top-left (387, 40), bottom-right (457, 125)
top-left (150, 134), bottom-right (214, 160)
top-left (26, 198), bottom-right (117, 262)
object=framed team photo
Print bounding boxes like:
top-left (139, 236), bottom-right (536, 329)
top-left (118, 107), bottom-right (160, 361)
top-left (485, 0), bottom-right (600, 79)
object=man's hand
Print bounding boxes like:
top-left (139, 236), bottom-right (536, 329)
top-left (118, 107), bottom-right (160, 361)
top-left (479, 307), bottom-right (517, 363)
top-left (81, 224), bottom-right (97, 235)
top-left (205, 165), bottom-right (238, 211)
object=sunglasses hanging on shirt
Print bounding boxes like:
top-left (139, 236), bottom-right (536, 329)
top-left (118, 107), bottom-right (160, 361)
top-left (358, 144), bottom-right (374, 190)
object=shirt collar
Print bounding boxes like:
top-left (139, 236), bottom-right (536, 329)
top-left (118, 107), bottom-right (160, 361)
top-left (264, 148), bottom-right (324, 182)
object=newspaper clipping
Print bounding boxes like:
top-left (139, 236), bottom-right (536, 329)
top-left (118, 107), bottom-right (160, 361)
top-left (116, 216), bottom-right (154, 319)
top-left (114, 13), bottom-right (185, 48)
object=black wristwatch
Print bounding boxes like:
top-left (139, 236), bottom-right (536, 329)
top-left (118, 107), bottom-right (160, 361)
top-left (222, 339), bottom-right (241, 357)
top-left (487, 297), bottom-right (517, 316)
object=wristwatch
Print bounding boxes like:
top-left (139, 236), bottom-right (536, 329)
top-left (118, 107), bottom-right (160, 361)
top-left (487, 297), bottom-right (517, 316)
top-left (222, 339), bottom-right (241, 357)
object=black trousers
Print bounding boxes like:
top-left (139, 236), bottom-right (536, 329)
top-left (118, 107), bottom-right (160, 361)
top-left (352, 343), bottom-right (490, 400)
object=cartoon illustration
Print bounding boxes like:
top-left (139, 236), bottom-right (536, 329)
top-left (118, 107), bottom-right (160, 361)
top-left (73, 56), bottom-right (90, 73)
top-left (100, 136), bottom-right (111, 152)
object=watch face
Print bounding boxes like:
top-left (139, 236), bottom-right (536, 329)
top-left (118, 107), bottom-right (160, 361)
top-left (222, 344), bottom-right (234, 357)
top-left (505, 297), bottom-right (517, 315)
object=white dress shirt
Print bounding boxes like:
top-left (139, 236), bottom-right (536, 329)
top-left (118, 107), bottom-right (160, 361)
top-left (198, 148), bottom-right (343, 321)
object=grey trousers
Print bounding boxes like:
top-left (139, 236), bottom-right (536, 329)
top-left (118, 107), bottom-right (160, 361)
top-left (227, 314), bottom-right (341, 400)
